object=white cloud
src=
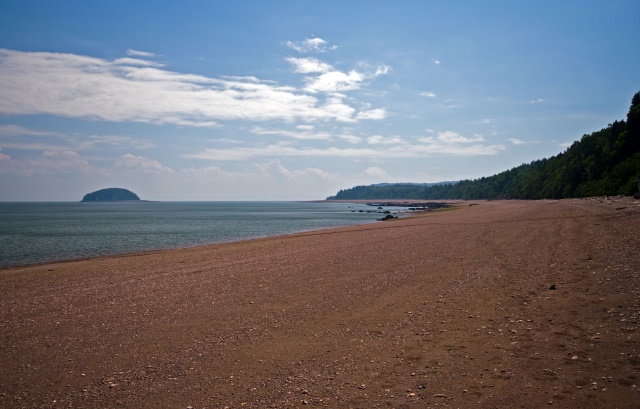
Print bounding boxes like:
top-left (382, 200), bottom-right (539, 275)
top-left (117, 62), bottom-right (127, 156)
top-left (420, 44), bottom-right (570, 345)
top-left (0, 124), bottom-right (154, 151)
top-left (184, 137), bottom-right (505, 161)
top-left (0, 49), bottom-right (384, 126)
top-left (337, 134), bottom-right (362, 144)
top-left (117, 153), bottom-right (174, 174)
top-left (305, 66), bottom-right (390, 93)
top-left (181, 164), bottom-right (248, 179)
top-left (286, 57), bottom-right (333, 73)
top-left (252, 160), bottom-right (332, 180)
top-left (367, 135), bottom-right (403, 145)
top-left (42, 150), bottom-right (78, 157)
top-left (0, 124), bottom-right (63, 137)
top-left (286, 53), bottom-right (390, 95)
top-left (81, 135), bottom-right (155, 150)
top-left (362, 166), bottom-right (388, 178)
top-left (424, 131), bottom-right (484, 144)
top-left (305, 70), bottom-right (365, 92)
top-left (420, 91), bottom-right (436, 97)
top-left (355, 108), bottom-right (386, 120)
top-left (530, 98), bottom-right (545, 104)
top-left (251, 126), bottom-right (332, 140)
top-left (508, 138), bottom-right (526, 145)
top-left (126, 49), bottom-right (156, 57)
top-left (373, 65), bottom-right (390, 76)
top-left (286, 38), bottom-right (335, 53)
top-left (183, 160), bottom-right (332, 182)
top-left (113, 58), bottom-right (164, 67)
top-left (0, 142), bottom-right (71, 151)
top-left (9, 150), bottom-right (95, 176)
top-left (318, 95), bottom-right (358, 122)
top-left (433, 59), bottom-right (441, 65)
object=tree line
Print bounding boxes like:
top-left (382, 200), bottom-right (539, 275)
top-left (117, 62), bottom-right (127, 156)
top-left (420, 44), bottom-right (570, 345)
top-left (329, 91), bottom-right (640, 200)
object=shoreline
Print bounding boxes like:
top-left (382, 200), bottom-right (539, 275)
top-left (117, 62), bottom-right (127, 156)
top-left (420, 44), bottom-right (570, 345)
top-left (0, 218), bottom-right (380, 272)
top-left (1, 200), bottom-right (405, 271)
top-left (0, 200), bottom-right (450, 271)
top-left (1, 199), bottom-right (639, 408)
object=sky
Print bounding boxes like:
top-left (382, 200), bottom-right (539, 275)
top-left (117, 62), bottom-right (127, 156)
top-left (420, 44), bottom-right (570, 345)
top-left (0, 1), bottom-right (639, 201)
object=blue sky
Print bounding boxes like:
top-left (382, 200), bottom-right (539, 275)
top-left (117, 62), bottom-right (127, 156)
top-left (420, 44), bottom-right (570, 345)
top-left (0, 1), bottom-right (638, 200)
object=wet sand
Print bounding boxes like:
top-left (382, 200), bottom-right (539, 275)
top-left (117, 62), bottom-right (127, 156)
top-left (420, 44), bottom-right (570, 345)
top-left (1, 198), bottom-right (639, 408)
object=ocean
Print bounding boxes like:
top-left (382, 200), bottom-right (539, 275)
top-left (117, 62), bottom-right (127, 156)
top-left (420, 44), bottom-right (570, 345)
top-left (0, 201), bottom-right (396, 268)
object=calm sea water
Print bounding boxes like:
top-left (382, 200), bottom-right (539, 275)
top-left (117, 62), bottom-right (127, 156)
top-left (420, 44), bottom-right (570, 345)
top-left (0, 201), bottom-right (391, 268)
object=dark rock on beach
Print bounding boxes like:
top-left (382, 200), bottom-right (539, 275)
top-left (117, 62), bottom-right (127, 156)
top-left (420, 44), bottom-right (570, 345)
top-left (367, 201), bottom-right (452, 210)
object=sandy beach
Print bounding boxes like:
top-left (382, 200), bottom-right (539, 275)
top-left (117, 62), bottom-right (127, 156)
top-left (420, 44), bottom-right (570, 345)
top-left (1, 199), bottom-right (639, 408)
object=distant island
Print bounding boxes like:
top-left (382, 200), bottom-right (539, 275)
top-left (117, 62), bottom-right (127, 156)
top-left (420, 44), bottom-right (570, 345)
top-left (81, 188), bottom-right (141, 202)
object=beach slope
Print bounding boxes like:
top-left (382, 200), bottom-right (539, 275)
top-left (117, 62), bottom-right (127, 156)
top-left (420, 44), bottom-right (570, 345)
top-left (1, 199), bottom-right (639, 408)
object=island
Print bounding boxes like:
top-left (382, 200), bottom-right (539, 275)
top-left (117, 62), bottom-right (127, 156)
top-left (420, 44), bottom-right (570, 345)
top-left (81, 188), bottom-right (141, 202)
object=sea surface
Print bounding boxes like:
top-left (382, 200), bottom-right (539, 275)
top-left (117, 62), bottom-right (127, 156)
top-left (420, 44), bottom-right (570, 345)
top-left (0, 201), bottom-right (395, 268)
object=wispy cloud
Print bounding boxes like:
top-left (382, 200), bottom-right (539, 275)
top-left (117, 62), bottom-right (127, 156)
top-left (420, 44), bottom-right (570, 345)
top-left (113, 57), bottom-right (165, 67)
top-left (185, 129), bottom-right (504, 161)
top-left (0, 124), bottom-right (64, 137)
top-left (0, 149), bottom-right (10, 160)
top-left (420, 131), bottom-right (484, 144)
top-left (304, 70), bottom-right (364, 92)
top-left (420, 91), bottom-right (436, 97)
top-left (338, 134), bottom-right (362, 144)
top-left (183, 160), bottom-right (333, 182)
top-left (126, 49), bottom-right (156, 57)
top-left (0, 124), bottom-right (154, 151)
top-left (355, 108), bottom-right (386, 120)
top-left (286, 38), bottom-right (336, 53)
top-left (116, 153), bottom-right (174, 175)
top-left (530, 98), bottom-right (545, 104)
top-left (0, 49), bottom-right (385, 126)
top-left (6, 150), bottom-right (95, 176)
top-left (252, 160), bottom-right (333, 180)
top-left (286, 55), bottom-right (390, 95)
top-left (81, 135), bottom-right (155, 150)
top-left (367, 135), bottom-right (403, 145)
top-left (508, 138), bottom-right (526, 145)
top-left (286, 57), bottom-right (332, 73)
top-left (251, 126), bottom-right (332, 140)
top-left (362, 166), bottom-right (388, 178)
top-left (185, 143), bottom-right (504, 161)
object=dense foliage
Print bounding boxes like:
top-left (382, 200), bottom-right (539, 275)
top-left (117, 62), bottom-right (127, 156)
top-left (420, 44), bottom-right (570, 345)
top-left (330, 92), bottom-right (640, 200)
top-left (81, 188), bottom-right (140, 202)
top-left (328, 183), bottom-right (451, 200)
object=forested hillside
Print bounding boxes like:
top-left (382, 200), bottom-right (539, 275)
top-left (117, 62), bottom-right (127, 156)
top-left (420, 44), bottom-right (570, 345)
top-left (330, 92), bottom-right (640, 200)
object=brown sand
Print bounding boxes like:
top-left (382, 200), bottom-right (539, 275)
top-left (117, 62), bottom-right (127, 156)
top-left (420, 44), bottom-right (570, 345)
top-left (1, 199), bottom-right (639, 408)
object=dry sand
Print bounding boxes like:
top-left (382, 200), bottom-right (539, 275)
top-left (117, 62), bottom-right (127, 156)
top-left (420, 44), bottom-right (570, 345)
top-left (1, 198), bottom-right (639, 408)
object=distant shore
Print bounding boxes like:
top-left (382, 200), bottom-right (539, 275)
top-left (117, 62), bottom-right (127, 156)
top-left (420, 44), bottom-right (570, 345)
top-left (1, 198), bottom-right (639, 408)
